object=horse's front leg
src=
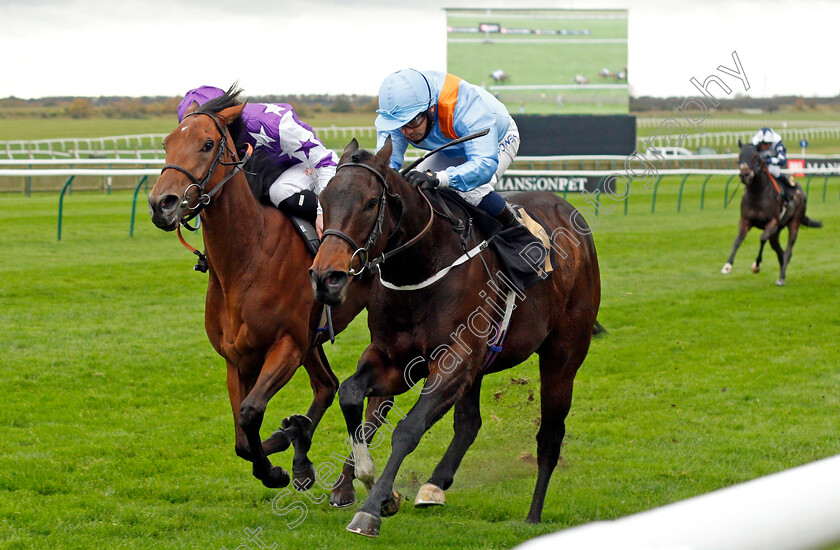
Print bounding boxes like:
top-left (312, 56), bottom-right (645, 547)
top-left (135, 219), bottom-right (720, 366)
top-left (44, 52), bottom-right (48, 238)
top-left (337, 345), bottom-right (409, 511)
top-left (240, 335), bottom-right (302, 489)
top-left (722, 218), bottom-right (750, 274)
top-left (330, 395), bottom-right (395, 509)
top-left (226, 360), bottom-right (259, 462)
top-left (283, 345), bottom-right (339, 491)
top-left (347, 365), bottom-right (471, 538)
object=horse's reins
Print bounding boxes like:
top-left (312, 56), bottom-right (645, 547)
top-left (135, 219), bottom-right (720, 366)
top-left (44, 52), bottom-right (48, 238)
top-left (161, 111), bottom-right (253, 271)
top-left (321, 128), bottom-right (491, 277)
top-left (760, 163), bottom-right (782, 195)
top-left (322, 162), bottom-right (435, 276)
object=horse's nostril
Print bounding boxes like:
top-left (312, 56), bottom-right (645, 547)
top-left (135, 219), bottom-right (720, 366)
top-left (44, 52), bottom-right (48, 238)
top-left (160, 194), bottom-right (180, 212)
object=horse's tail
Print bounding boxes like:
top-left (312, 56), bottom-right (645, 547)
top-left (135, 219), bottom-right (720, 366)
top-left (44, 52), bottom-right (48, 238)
top-left (593, 321), bottom-right (607, 338)
top-left (803, 216), bottom-right (823, 228)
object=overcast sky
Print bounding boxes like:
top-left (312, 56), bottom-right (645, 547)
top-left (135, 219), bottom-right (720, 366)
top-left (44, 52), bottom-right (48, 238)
top-left (1, 0), bottom-right (835, 99)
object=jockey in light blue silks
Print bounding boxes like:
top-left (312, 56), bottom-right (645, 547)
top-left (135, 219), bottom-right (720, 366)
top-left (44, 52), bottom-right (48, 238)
top-left (751, 127), bottom-right (796, 202)
top-left (374, 69), bottom-right (522, 229)
top-left (178, 86), bottom-right (338, 234)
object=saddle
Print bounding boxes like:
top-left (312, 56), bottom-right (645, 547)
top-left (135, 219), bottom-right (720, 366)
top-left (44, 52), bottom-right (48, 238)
top-left (432, 189), bottom-right (555, 292)
top-left (288, 215), bottom-right (321, 257)
top-left (777, 177), bottom-right (801, 227)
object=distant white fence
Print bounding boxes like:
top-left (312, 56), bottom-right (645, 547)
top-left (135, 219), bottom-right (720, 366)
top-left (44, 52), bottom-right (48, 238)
top-left (640, 127), bottom-right (840, 150)
top-left (4, 121), bottom-right (840, 160)
top-left (0, 127), bottom-right (379, 160)
top-left (637, 118), bottom-right (840, 129)
top-left (516, 454), bottom-right (840, 550)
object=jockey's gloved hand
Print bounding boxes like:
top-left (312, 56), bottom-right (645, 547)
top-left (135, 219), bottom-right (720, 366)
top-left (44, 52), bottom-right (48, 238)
top-left (406, 170), bottom-right (439, 190)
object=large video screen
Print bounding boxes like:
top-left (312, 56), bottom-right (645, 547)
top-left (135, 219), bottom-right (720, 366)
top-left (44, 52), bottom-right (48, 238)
top-left (446, 8), bottom-right (629, 114)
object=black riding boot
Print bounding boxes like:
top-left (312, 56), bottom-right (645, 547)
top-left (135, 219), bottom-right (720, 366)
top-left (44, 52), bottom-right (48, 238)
top-left (496, 203), bottom-right (523, 229)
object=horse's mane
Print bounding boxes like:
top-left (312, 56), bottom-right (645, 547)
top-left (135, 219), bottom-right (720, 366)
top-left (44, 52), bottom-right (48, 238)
top-left (198, 84), bottom-right (282, 205)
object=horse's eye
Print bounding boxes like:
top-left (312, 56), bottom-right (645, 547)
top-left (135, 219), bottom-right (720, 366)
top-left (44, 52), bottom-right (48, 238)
top-left (201, 140), bottom-right (214, 152)
top-left (365, 198), bottom-right (378, 210)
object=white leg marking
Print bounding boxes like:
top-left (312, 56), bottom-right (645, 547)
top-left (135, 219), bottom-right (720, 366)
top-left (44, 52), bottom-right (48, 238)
top-left (721, 263), bottom-right (733, 274)
top-left (352, 440), bottom-right (375, 487)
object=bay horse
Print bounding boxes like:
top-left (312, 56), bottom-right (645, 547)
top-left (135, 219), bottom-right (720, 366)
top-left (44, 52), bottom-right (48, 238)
top-left (309, 138), bottom-right (602, 536)
top-left (721, 141), bottom-right (822, 286)
top-left (148, 90), bottom-right (378, 492)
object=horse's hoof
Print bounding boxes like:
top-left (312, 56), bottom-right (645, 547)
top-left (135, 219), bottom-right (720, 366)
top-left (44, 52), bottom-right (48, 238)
top-left (346, 511), bottom-right (381, 537)
top-left (281, 415), bottom-right (313, 440)
top-left (380, 489), bottom-right (402, 517)
top-left (751, 262), bottom-right (760, 273)
top-left (414, 483), bottom-right (445, 507)
top-left (292, 462), bottom-right (316, 491)
top-left (329, 484), bottom-right (356, 508)
top-left (260, 465), bottom-right (290, 489)
top-left (775, 278), bottom-right (785, 286)
top-left (721, 263), bottom-right (732, 274)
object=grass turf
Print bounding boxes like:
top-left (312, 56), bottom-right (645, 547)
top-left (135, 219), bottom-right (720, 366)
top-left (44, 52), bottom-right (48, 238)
top-left (0, 179), bottom-right (838, 549)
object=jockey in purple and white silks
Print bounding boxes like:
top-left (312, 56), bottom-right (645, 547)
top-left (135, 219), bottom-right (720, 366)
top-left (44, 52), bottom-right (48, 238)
top-left (751, 127), bottom-right (795, 197)
top-left (177, 86), bottom-right (338, 233)
top-left (374, 69), bottom-right (523, 229)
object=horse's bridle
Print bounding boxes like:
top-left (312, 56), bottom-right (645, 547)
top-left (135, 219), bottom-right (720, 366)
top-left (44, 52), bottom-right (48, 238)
top-left (160, 111), bottom-right (253, 231)
top-left (321, 161), bottom-right (434, 276)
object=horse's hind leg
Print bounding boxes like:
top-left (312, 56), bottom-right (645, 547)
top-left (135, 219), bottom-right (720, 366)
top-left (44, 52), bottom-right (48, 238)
top-left (723, 219), bottom-right (750, 274)
top-left (751, 239), bottom-right (767, 273)
top-left (330, 395), bottom-right (395, 509)
top-left (526, 338), bottom-right (584, 524)
top-left (777, 222), bottom-right (801, 286)
top-left (769, 232), bottom-right (784, 270)
top-left (416, 376), bottom-right (484, 507)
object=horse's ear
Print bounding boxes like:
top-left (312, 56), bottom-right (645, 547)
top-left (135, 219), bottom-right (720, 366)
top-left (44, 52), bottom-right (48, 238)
top-left (340, 138), bottom-right (359, 162)
top-left (738, 139), bottom-right (743, 148)
top-left (218, 103), bottom-right (245, 126)
top-left (375, 136), bottom-right (393, 167)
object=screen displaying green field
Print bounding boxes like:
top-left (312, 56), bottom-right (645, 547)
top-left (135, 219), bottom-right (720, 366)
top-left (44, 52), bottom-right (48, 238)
top-left (446, 8), bottom-right (628, 114)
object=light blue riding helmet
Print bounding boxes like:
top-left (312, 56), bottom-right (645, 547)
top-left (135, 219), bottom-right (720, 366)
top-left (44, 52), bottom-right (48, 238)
top-left (751, 127), bottom-right (779, 146)
top-left (375, 69), bottom-right (434, 132)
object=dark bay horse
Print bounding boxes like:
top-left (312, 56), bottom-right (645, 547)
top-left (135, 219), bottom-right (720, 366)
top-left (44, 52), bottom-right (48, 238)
top-left (721, 141), bottom-right (822, 286)
top-left (309, 138), bottom-right (602, 536)
top-left (148, 91), bottom-right (376, 492)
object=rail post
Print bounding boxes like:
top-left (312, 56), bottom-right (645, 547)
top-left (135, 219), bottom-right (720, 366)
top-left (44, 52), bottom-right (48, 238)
top-left (130, 176), bottom-right (149, 237)
top-left (700, 174), bottom-right (713, 210)
top-left (676, 174), bottom-right (690, 212)
top-left (650, 175), bottom-right (662, 213)
top-left (57, 176), bottom-right (75, 241)
top-left (724, 175), bottom-right (738, 208)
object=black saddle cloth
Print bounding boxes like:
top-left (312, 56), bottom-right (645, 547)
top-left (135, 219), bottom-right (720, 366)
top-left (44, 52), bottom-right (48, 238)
top-left (433, 189), bottom-right (554, 292)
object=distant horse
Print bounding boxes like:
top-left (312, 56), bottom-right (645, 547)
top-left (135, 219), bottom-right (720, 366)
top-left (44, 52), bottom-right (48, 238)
top-left (721, 141), bottom-right (822, 286)
top-left (148, 89), bottom-right (375, 491)
top-left (309, 138), bottom-right (602, 536)
top-left (490, 69), bottom-right (510, 84)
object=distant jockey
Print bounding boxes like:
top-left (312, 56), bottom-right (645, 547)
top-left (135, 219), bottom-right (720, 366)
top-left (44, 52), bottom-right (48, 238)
top-left (751, 127), bottom-right (796, 203)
